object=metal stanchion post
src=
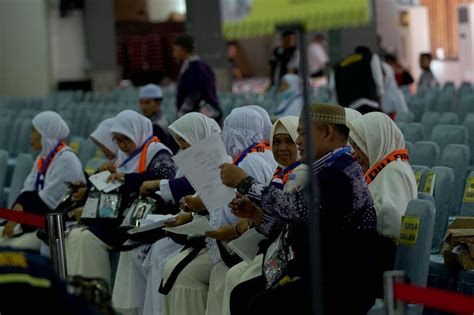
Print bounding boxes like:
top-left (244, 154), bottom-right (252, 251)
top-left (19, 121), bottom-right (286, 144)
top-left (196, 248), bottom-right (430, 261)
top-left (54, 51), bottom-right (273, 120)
top-left (47, 213), bottom-right (68, 280)
top-left (384, 270), bottom-right (406, 315)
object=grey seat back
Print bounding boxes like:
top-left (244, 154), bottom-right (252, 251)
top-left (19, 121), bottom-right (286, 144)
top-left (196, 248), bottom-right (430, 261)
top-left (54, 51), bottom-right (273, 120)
top-left (405, 141), bottom-right (414, 156)
top-left (420, 111), bottom-right (440, 140)
top-left (425, 167), bottom-right (454, 252)
top-left (440, 144), bottom-right (470, 215)
top-left (438, 112), bottom-right (458, 125)
top-left (463, 113), bottom-right (474, 164)
top-left (0, 150), bottom-right (8, 207)
top-left (396, 112), bottom-right (415, 123)
top-left (403, 123), bottom-right (424, 143)
top-left (411, 165), bottom-right (430, 192)
top-left (411, 141), bottom-right (440, 167)
top-left (395, 198), bottom-right (435, 287)
top-left (431, 124), bottom-right (468, 153)
top-left (7, 154), bottom-right (34, 207)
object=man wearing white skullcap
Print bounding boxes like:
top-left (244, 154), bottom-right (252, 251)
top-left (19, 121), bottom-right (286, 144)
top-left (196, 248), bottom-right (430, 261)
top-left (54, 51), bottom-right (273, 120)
top-left (139, 84), bottom-right (177, 153)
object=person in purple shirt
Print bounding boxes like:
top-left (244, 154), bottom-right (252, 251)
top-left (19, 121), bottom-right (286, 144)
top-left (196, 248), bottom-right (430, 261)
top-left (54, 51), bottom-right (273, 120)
top-left (173, 34), bottom-right (223, 123)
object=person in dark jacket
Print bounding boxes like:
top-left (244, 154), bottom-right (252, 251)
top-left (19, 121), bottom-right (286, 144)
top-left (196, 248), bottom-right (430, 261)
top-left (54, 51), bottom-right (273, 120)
top-left (173, 34), bottom-right (222, 123)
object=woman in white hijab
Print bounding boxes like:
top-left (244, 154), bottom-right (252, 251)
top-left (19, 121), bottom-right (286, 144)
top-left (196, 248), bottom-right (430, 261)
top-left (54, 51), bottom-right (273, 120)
top-left (247, 105), bottom-right (272, 143)
top-left (206, 116), bottom-right (309, 315)
top-left (274, 73), bottom-right (303, 119)
top-left (161, 107), bottom-right (277, 315)
top-left (90, 118), bottom-right (120, 163)
top-left (0, 111), bottom-right (84, 251)
top-left (347, 112), bottom-right (417, 294)
top-left (123, 113), bottom-right (222, 315)
top-left (68, 111), bottom-right (176, 293)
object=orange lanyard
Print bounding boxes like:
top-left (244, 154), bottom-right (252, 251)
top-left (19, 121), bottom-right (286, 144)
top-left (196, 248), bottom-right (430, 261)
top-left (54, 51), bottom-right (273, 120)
top-left (365, 149), bottom-right (409, 184)
top-left (137, 136), bottom-right (160, 173)
top-left (233, 141), bottom-right (272, 165)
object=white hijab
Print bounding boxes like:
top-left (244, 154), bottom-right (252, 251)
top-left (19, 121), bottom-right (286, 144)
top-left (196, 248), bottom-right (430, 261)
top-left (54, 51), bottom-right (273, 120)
top-left (275, 74), bottom-right (303, 118)
top-left (282, 73), bottom-right (300, 93)
top-left (344, 107), bottom-right (362, 124)
top-left (270, 116), bottom-right (301, 161)
top-left (222, 107), bottom-right (264, 159)
top-left (90, 118), bottom-right (118, 160)
top-left (22, 112), bottom-right (84, 209)
top-left (169, 112), bottom-right (221, 146)
top-left (111, 110), bottom-right (170, 173)
top-left (247, 105), bottom-right (272, 141)
top-left (32, 111), bottom-right (70, 156)
top-left (348, 112), bottom-right (417, 238)
top-left (348, 112), bottom-right (405, 166)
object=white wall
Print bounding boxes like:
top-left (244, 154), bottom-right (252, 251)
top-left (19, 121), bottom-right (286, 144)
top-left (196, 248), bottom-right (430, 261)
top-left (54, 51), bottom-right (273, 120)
top-left (147, 0), bottom-right (186, 22)
top-left (49, 9), bottom-right (88, 82)
top-left (0, 0), bottom-right (51, 96)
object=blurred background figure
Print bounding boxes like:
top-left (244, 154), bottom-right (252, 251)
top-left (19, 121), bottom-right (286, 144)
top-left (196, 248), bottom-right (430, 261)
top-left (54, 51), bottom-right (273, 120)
top-left (307, 33), bottom-right (328, 79)
top-left (269, 30), bottom-right (298, 89)
top-left (418, 52), bottom-right (438, 89)
top-left (384, 54), bottom-right (414, 87)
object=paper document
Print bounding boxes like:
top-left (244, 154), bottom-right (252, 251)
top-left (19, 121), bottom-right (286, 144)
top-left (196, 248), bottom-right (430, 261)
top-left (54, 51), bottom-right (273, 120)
top-left (227, 228), bottom-right (266, 263)
top-left (127, 214), bottom-right (176, 235)
top-left (163, 216), bottom-right (215, 235)
top-left (173, 133), bottom-right (235, 211)
top-left (89, 171), bottom-right (122, 193)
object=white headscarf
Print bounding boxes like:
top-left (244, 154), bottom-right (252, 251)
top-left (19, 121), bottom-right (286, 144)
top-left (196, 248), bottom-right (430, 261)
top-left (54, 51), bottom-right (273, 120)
top-left (111, 110), bottom-right (170, 173)
top-left (90, 118), bottom-right (118, 159)
top-left (348, 112), bottom-right (417, 238)
top-left (222, 107), bottom-right (264, 159)
top-left (348, 112), bottom-right (405, 166)
top-left (169, 112), bottom-right (221, 146)
top-left (275, 74), bottom-right (303, 118)
top-left (247, 105), bottom-right (272, 141)
top-left (281, 73), bottom-right (300, 93)
top-left (382, 62), bottom-right (409, 114)
top-left (344, 107), bottom-right (362, 124)
top-left (21, 112), bottom-right (83, 209)
top-left (270, 116), bottom-right (301, 162)
top-left (32, 111), bottom-right (70, 157)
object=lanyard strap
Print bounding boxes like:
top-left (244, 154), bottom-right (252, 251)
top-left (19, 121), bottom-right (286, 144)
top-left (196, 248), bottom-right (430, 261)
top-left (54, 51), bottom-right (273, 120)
top-left (137, 136), bottom-right (160, 173)
top-left (233, 142), bottom-right (272, 166)
top-left (119, 136), bottom-right (160, 171)
top-left (35, 141), bottom-right (66, 190)
top-left (365, 149), bottom-right (409, 184)
top-left (271, 160), bottom-right (302, 189)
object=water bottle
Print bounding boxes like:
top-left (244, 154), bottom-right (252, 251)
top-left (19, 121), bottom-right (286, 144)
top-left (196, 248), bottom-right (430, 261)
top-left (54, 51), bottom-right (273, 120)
top-left (285, 173), bottom-right (299, 192)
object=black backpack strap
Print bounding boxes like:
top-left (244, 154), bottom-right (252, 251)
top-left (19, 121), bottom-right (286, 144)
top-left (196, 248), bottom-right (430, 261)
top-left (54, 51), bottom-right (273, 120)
top-left (216, 240), bottom-right (243, 268)
top-left (158, 237), bottom-right (206, 295)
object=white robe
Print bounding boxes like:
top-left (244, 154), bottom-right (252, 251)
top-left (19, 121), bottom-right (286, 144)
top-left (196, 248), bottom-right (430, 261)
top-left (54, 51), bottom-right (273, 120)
top-left (162, 150), bottom-right (277, 315)
top-left (125, 113), bottom-right (222, 315)
top-left (348, 112), bottom-right (418, 239)
top-left (0, 147), bottom-right (84, 251)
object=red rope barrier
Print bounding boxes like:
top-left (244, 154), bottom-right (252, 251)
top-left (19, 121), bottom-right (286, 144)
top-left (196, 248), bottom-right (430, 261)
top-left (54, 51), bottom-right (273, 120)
top-left (394, 282), bottom-right (474, 314)
top-left (0, 208), bottom-right (45, 228)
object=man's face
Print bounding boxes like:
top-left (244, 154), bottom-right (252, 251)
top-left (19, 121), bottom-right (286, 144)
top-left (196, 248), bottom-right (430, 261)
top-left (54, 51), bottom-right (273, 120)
top-left (420, 55), bottom-right (431, 70)
top-left (282, 34), bottom-right (295, 49)
top-left (140, 98), bottom-right (161, 118)
top-left (296, 120), bottom-right (334, 162)
top-left (173, 45), bottom-right (187, 63)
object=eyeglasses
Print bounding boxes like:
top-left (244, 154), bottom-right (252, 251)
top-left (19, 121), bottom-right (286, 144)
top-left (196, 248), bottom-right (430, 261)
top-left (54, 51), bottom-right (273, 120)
top-left (113, 136), bottom-right (133, 146)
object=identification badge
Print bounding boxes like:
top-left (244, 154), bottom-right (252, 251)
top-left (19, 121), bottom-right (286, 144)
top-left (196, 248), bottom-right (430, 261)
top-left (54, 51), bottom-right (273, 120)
top-left (98, 194), bottom-right (121, 218)
top-left (423, 172), bottom-right (436, 196)
top-left (463, 178), bottom-right (474, 203)
top-left (414, 172), bottom-right (421, 189)
top-left (399, 216), bottom-right (421, 246)
top-left (82, 197), bottom-right (99, 219)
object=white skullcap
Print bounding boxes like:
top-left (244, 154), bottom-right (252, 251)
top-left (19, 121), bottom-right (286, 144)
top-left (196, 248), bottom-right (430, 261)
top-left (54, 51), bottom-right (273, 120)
top-left (139, 84), bottom-right (163, 99)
